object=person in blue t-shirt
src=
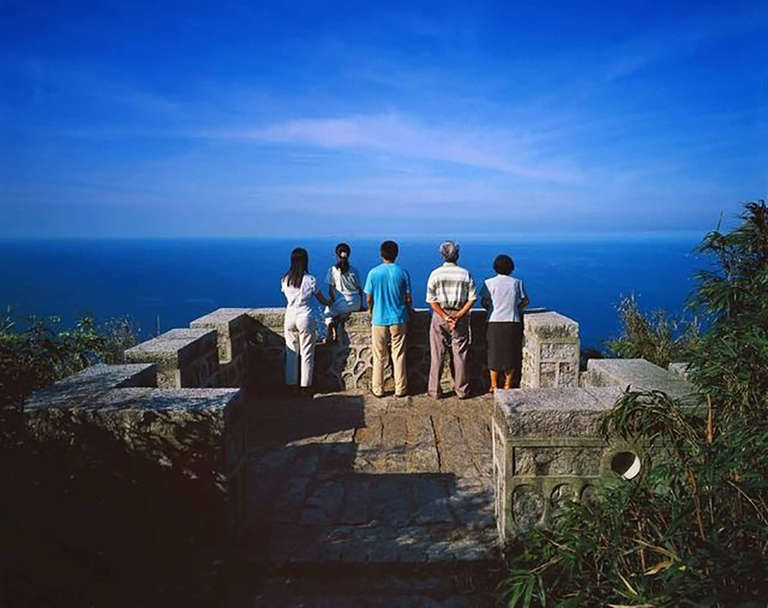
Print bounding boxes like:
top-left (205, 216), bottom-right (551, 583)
top-left (363, 240), bottom-right (412, 397)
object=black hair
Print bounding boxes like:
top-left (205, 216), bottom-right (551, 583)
top-left (285, 247), bottom-right (309, 288)
top-left (335, 242), bottom-right (351, 273)
top-left (493, 254), bottom-right (514, 275)
top-left (380, 240), bottom-right (399, 262)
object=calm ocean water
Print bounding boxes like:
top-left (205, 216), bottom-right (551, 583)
top-left (0, 236), bottom-right (704, 349)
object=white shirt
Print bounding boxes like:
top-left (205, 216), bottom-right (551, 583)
top-left (325, 265), bottom-right (362, 296)
top-left (482, 275), bottom-right (527, 322)
top-left (281, 274), bottom-right (318, 313)
top-left (425, 262), bottom-right (477, 309)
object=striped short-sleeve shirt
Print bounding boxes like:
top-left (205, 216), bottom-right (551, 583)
top-left (426, 262), bottom-right (477, 310)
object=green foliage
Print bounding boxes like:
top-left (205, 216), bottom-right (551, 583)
top-left (502, 392), bottom-right (768, 607)
top-left (501, 201), bottom-right (768, 607)
top-left (606, 294), bottom-right (700, 368)
top-left (0, 311), bottom-right (138, 406)
top-left (689, 200), bottom-right (768, 420)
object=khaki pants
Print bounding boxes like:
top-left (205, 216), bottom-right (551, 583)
top-left (371, 323), bottom-right (407, 395)
top-left (428, 313), bottom-right (470, 398)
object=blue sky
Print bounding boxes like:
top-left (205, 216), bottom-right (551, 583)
top-left (1, 0), bottom-right (767, 237)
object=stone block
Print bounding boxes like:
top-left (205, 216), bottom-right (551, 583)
top-left (25, 384), bottom-right (248, 529)
top-left (492, 386), bottom-right (644, 542)
top-left (246, 307), bottom-right (286, 331)
top-left (668, 361), bottom-right (692, 380)
top-left (125, 328), bottom-right (219, 388)
top-left (583, 358), bottom-right (695, 398)
top-left (190, 307), bottom-right (255, 363)
top-left (521, 310), bottom-right (580, 389)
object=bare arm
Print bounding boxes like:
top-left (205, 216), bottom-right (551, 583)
top-left (315, 290), bottom-right (330, 307)
top-left (452, 298), bottom-right (476, 320)
top-left (518, 296), bottom-right (530, 317)
top-left (366, 293), bottom-right (374, 314)
top-left (430, 301), bottom-right (450, 320)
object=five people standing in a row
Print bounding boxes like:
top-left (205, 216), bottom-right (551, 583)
top-left (281, 240), bottom-right (528, 396)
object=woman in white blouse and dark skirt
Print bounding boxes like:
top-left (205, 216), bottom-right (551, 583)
top-left (481, 254), bottom-right (530, 391)
top-left (281, 247), bottom-right (329, 390)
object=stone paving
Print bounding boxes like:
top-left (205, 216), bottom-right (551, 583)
top-left (242, 389), bottom-right (501, 605)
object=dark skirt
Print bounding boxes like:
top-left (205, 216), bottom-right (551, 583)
top-left (486, 321), bottom-right (523, 371)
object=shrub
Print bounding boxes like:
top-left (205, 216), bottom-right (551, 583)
top-left (606, 294), bottom-right (700, 368)
top-left (0, 312), bottom-right (138, 406)
top-left (501, 201), bottom-right (768, 607)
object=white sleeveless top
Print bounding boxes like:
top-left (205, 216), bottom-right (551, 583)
top-left (281, 274), bottom-right (317, 313)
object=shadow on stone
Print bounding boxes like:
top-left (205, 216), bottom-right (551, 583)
top-left (0, 405), bottom-right (232, 608)
top-left (239, 392), bottom-right (500, 605)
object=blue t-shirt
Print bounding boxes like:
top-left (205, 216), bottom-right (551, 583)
top-left (363, 263), bottom-right (411, 326)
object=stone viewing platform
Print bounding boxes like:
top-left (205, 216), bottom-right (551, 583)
top-left (20, 305), bottom-right (698, 605)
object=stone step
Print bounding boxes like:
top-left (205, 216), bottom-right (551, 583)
top-left (247, 522), bottom-right (498, 564)
top-left (230, 562), bottom-right (501, 607)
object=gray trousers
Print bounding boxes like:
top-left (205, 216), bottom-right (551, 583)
top-left (428, 312), bottom-right (470, 398)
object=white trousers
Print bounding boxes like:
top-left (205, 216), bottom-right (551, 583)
top-left (284, 308), bottom-right (316, 387)
top-left (324, 292), bottom-right (362, 325)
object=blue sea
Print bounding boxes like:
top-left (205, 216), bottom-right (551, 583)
top-left (0, 235), bottom-right (706, 349)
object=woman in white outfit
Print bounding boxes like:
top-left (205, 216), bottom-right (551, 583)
top-left (281, 247), bottom-right (329, 389)
top-left (324, 242), bottom-right (363, 342)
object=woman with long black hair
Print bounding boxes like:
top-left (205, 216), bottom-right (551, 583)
top-left (281, 247), bottom-right (329, 389)
top-left (324, 242), bottom-right (363, 342)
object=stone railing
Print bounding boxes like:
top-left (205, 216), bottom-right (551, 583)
top-left (492, 358), bottom-right (695, 542)
top-left (124, 307), bottom-right (581, 393)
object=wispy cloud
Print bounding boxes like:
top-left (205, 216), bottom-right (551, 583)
top-left (197, 114), bottom-right (584, 182)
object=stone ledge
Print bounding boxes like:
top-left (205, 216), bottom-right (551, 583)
top-left (26, 386), bottom-right (247, 502)
top-left (125, 328), bottom-right (217, 359)
top-left (23, 363), bottom-right (157, 411)
top-left (583, 358), bottom-right (695, 398)
top-left (494, 387), bottom-right (623, 436)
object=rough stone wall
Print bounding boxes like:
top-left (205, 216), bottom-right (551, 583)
top-left (22, 365), bottom-right (249, 532)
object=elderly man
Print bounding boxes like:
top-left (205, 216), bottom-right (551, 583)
top-left (426, 240), bottom-right (477, 399)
